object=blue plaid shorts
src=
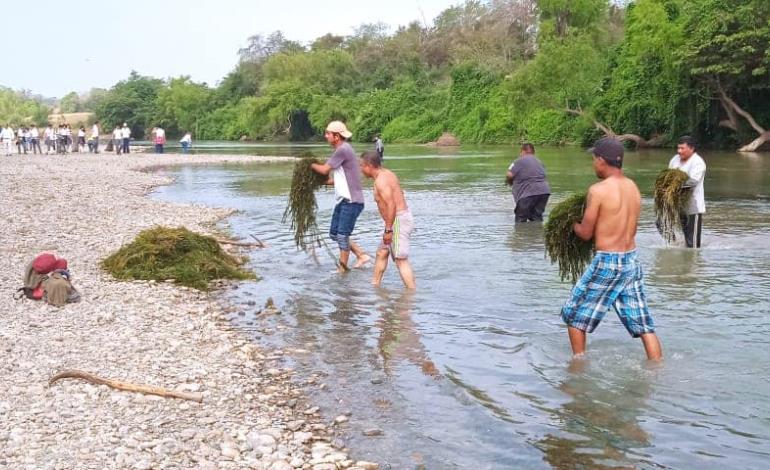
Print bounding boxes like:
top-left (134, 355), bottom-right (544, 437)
top-left (561, 250), bottom-right (655, 338)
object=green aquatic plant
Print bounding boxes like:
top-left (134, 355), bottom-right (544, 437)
top-left (101, 226), bottom-right (255, 290)
top-left (282, 155), bottom-right (329, 251)
top-left (653, 168), bottom-right (691, 243)
top-left (544, 192), bottom-right (595, 284)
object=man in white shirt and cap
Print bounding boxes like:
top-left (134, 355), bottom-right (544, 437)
top-left (668, 136), bottom-right (706, 248)
top-left (121, 122), bottom-right (131, 154)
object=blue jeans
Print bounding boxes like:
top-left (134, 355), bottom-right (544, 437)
top-left (181, 141), bottom-right (190, 153)
top-left (329, 200), bottom-right (364, 251)
top-left (122, 138), bottom-right (130, 153)
top-left (155, 144), bottom-right (164, 154)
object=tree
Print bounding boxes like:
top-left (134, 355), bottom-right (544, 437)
top-left (537, 0), bottom-right (608, 38)
top-left (59, 92), bottom-right (82, 113)
top-left (0, 87), bottom-right (50, 125)
top-left (597, 0), bottom-right (689, 145)
top-left (238, 30), bottom-right (305, 63)
top-left (679, 0), bottom-right (770, 151)
top-left (94, 71), bottom-right (164, 137)
top-left (155, 77), bottom-right (213, 137)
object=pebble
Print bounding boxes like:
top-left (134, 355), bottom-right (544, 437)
top-left (362, 429), bottom-right (384, 437)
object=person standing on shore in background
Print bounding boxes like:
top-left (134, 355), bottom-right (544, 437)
top-left (16, 127), bottom-right (27, 155)
top-left (44, 124), bottom-right (54, 154)
top-left (153, 126), bottom-right (166, 153)
top-left (311, 121), bottom-right (371, 272)
top-left (561, 138), bottom-right (662, 360)
top-left (77, 126), bottom-right (86, 152)
top-left (1, 125), bottom-right (14, 155)
top-left (374, 134), bottom-right (384, 160)
top-left (180, 131), bottom-right (192, 154)
top-left (29, 124), bottom-right (41, 154)
top-left (121, 122), bottom-right (131, 154)
top-left (506, 143), bottom-right (550, 222)
top-left (112, 126), bottom-right (122, 154)
top-left (91, 121), bottom-right (100, 153)
top-left (64, 124), bottom-right (73, 152)
top-left (360, 151), bottom-right (416, 289)
top-left (669, 136), bottom-right (706, 248)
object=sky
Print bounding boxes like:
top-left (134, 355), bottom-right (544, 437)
top-left (2, 0), bottom-right (457, 99)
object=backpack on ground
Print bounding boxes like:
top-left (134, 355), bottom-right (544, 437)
top-left (14, 253), bottom-right (80, 306)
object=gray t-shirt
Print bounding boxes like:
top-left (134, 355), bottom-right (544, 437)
top-left (508, 154), bottom-right (550, 202)
top-left (327, 142), bottom-right (364, 204)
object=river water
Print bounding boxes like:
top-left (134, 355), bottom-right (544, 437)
top-left (153, 144), bottom-right (770, 469)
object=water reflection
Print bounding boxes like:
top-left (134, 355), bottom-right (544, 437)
top-left (538, 360), bottom-right (653, 469)
top-left (375, 291), bottom-right (440, 378)
top-left (647, 247), bottom-right (700, 285)
top-left (506, 221), bottom-right (546, 254)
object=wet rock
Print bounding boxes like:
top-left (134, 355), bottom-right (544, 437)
top-left (362, 429), bottom-right (383, 437)
top-left (334, 415), bottom-right (349, 425)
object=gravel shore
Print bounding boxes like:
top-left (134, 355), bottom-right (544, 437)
top-left (0, 153), bottom-right (377, 470)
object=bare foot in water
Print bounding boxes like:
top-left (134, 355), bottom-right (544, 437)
top-left (352, 254), bottom-right (371, 269)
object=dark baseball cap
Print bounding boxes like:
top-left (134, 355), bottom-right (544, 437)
top-left (588, 137), bottom-right (624, 168)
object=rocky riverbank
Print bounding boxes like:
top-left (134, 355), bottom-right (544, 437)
top-left (0, 153), bottom-right (378, 470)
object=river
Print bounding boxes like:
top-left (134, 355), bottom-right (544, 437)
top-left (153, 143), bottom-right (770, 469)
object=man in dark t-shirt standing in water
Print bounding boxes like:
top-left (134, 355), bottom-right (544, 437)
top-left (312, 121), bottom-right (371, 272)
top-left (506, 143), bottom-right (551, 222)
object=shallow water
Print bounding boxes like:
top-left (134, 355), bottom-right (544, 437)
top-left (154, 144), bottom-right (770, 469)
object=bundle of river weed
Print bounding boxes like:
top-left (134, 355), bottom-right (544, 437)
top-left (544, 193), bottom-right (595, 283)
top-left (283, 155), bottom-right (328, 251)
top-left (653, 168), bottom-right (691, 243)
top-left (101, 226), bottom-right (255, 290)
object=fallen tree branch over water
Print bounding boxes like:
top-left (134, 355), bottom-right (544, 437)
top-left (49, 369), bottom-right (203, 403)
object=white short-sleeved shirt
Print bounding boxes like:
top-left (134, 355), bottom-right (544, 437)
top-left (669, 153), bottom-right (706, 214)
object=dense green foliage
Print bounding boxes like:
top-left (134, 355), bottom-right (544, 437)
top-left (544, 193), bottom-right (595, 283)
top-left (0, 88), bottom-right (50, 126)
top-left (15, 0), bottom-right (756, 149)
top-left (101, 226), bottom-right (255, 290)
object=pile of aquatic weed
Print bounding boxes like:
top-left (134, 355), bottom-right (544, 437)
top-left (654, 168), bottom-right (691, 243)
top-left (101, 226), bottom-right (255, 290)
top-left (283, 154), bottom-right (328, 251)
top-left (544, 193), bottom-right (595, 283)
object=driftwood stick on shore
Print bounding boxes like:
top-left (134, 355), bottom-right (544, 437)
top-left (249, 234), bottom-right (266, 248)
top-left (215, 238), bottom-right (265, 248)
top-left (48, 369), bottom-right (204, 403)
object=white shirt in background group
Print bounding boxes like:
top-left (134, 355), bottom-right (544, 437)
top-left (44, 127), bottom-right (53, 140)
top-left (121, 126), bottom-right (131, 139)
top-left (669, 152), bottom-right (707, 215)
top-left (78, 129), bottom-right (86, 138)
top-left (0, 127), bottom-right (13, 140)
top-left (113, 129), bottom-right (121, 139)
top-left (180, 133), bottom-right (191, 143)
top-left (30, 127), bottom-right (39, 138)
top-left (92, 124), bottom-right (99, 138)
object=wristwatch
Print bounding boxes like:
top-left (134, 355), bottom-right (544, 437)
top-left (384, 228), bottom-right (393, 234)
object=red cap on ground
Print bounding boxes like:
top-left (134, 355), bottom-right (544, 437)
top-left (32, 253), bottom-right (67, 273)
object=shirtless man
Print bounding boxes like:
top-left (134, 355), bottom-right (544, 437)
top-left (561, 138), bottom-right (662, 360)
top-left (359, 151), bottom-right (416, 289)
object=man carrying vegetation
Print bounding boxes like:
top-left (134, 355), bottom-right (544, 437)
top-left (506, 143), bottom-right (551, 222)
top-left (311, 121), bottom-right (370, 272)
top-left (562, 138), bottom-right (662, 361)
top-left (360, 151), bottom-right (416, 289)
top-left (668, 136), bottom-right (706, 248)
